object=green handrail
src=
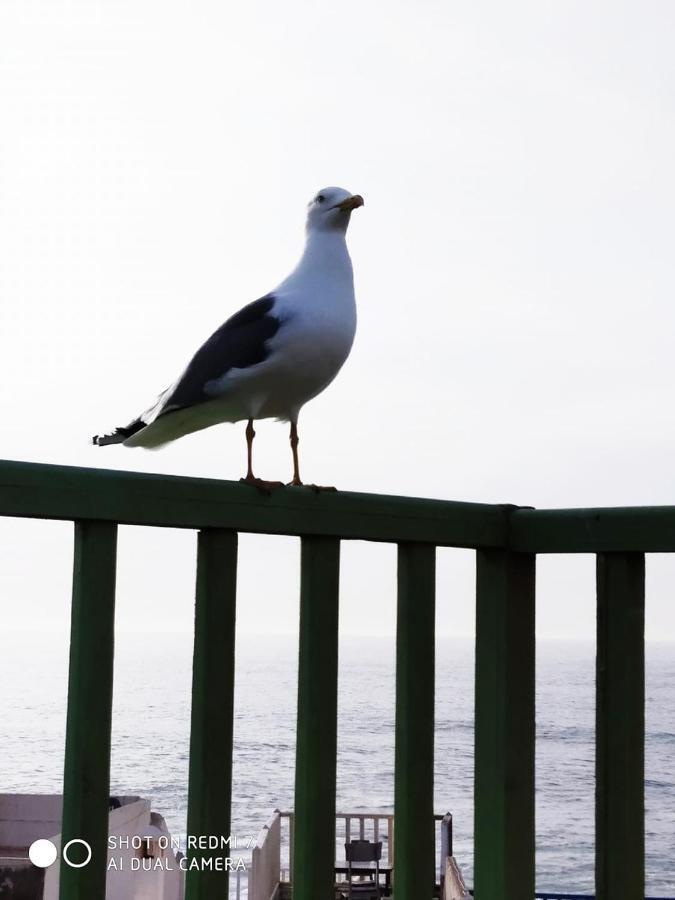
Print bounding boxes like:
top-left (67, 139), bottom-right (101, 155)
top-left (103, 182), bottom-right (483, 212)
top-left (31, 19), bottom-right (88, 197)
top-left (0, 458), bottom-right (654, 900)
top-left (0, 459), bottom-right (509, 546)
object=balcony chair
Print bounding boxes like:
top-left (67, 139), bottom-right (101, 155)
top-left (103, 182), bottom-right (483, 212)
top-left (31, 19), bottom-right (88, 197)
top-left (339, 839), bottom-right (382, 899)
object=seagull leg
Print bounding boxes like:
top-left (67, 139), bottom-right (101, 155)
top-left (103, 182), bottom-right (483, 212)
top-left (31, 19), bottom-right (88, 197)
top-left (245, 418), bottom-right (255, 480)
top-left (289, 422), bottom-right (302, 486)
top-left (287, 422), bottom-right (337, 491)
top-left (240, 419), bottom-right (284, 493)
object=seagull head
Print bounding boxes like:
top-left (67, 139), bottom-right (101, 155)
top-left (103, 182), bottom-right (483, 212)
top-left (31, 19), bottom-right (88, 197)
top-left (306, 186), bottom-right (364, 233)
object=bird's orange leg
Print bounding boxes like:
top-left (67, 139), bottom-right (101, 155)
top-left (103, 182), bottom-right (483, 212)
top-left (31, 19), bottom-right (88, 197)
top-left (289, 422), bottom-right (302, 486)
top-left (240, 419), bottom-right (284, 493)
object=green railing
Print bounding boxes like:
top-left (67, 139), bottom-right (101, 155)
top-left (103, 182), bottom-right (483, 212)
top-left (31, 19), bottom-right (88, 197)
top-left (0, 458), bottom-right (657, 900)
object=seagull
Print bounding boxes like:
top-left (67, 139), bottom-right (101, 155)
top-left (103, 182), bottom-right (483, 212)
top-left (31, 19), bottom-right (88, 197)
top-left (93, 186), bottom-right (363, 488)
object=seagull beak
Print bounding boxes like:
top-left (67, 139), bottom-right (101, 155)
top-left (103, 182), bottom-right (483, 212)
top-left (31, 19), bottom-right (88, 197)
top-left (336, 194), bottom-right (364, 212)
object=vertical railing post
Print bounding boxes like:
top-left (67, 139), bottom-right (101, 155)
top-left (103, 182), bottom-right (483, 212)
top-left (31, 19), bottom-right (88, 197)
top-left (59, 521), bottom-right (118, 900)
top-left (474, 549), bottom-right (535, 900)
top-left (596, 552), bottom-right (645, 900)
top-left (293, 536), bottom-right (340, 900)
top-left (394, 542), bottom-right (436, 900)
top-left (186, 529), bottom-right (238, 900)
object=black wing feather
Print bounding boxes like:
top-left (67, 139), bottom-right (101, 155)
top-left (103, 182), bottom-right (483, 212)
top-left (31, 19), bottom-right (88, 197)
top-left (159, 294), bottom-right (281, 415)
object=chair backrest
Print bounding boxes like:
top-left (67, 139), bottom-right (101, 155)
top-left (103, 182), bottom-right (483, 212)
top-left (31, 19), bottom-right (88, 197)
top-left (345, 839), bottom-right (382, 863)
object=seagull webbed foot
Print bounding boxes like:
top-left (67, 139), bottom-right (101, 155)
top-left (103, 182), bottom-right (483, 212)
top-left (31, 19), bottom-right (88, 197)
top-left (240, 475), bottom-right (285, 495)
top-left (286, 479), bottom-right (337, 492)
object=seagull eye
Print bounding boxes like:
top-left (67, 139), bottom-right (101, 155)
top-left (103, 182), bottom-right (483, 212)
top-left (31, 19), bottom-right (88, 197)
top-left (316, 194), bottom-right (325, 204)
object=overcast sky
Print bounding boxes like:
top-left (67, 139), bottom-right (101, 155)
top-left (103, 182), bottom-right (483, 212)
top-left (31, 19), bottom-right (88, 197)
top-left (1, 0), bottom-right (675, 641)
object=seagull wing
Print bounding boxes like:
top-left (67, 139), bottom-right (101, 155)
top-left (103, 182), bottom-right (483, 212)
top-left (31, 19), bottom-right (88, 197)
top-left (160, 294), bottom-right (281, 415)
top-left (92, 294), bottom-right (282, 446)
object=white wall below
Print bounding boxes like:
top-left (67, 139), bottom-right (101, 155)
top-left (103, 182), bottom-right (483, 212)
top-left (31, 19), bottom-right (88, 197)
top-left (0, 793), bottom-right (184, 900)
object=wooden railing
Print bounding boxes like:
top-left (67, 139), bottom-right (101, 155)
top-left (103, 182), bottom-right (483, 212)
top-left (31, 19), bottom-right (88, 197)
top-left (0, 458), bottom-right (662, 899)
top-left (276, 810), bottom-right (450, 887)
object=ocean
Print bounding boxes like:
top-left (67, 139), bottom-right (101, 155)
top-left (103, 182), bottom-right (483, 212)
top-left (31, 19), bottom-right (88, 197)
top-left (3, 632), bottom-right (674, 895)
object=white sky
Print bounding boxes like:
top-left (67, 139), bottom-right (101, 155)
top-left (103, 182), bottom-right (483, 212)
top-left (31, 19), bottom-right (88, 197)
top-left (1, 1), bottom-right (675, 640)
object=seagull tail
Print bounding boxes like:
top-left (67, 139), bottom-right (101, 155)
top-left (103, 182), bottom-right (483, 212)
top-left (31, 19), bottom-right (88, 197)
top-left (92, 418), bottom-right (145, 447)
